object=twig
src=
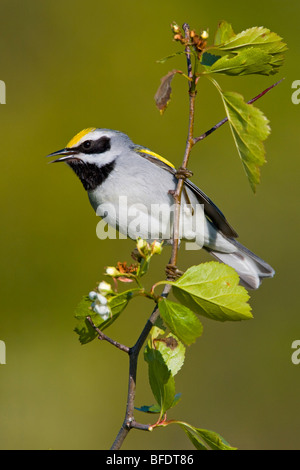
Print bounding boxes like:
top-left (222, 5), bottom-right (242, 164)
top-left (182, 23), bottom-right (192, 91)
top-left (86, 316), bottom-right (130, 354)
top-left (193, 78), bottom-right (284, 144)
top-left (168, 23), bottom-right (196, 272)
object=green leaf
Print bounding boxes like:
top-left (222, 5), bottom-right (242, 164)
top-left (218, 87), bottom-right (270, 192)
top-left (204, 47), bottom-right (283, 76)
top-left (74, 297), bottom-right (98, 344)
top-left (217, 26), bottom-right (287, 54)
top-left (170, 262), bottom-right (252, 322)
top-left (179, 424), bottom-right (208, 450)
top-left (154, 332), bottom-right (185, 377)
top-left (200, 52), bottom-right (221, 67)
top-left (74, 290), bottom-right (135, 344)
top-left (214, 20), bottom-right (235, 45)
top-left (158, 298), bottom-right (203, 345)
top-left (170, 392), bottom-right (182, 408)
top-left (104, 290), bottom-right (135, 329)
top-left (204, 25), bottom-right (287, 76)
top-left (144, 346), bottom-right (176, 419)
top-left (135, 404), bottom-right (161, 414)
top-left (195, 428), bottom-right (237, 450)
top-left (176, 421), bottom-right (237, 450)
top-left (135, 393), bottom-right (181, 414)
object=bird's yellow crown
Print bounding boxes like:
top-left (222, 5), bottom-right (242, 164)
top-left (67, 128), bottom-right (96, 148)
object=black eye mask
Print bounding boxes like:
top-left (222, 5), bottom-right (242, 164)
top-left (76, 136), bottom-right (111, 155)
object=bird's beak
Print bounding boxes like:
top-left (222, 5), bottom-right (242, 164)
top-left (46, 148), bottom-right (80, 163)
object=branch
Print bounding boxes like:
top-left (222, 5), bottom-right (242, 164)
top-left (183, 23), bottom-right (193, 91)
top-left (193, 78), bottom-right (284, 144)
top-left (110, 285), bottom-right (172, 450)
top-left (86, 316), bottom-right (130, 353)
top-left (168, 23), bottom-right (196, 273)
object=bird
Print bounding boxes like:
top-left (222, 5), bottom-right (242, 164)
top-left (47, 127), bottom-right (275, 290)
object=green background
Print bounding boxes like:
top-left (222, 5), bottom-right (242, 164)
top-left (0, 0), bottom-right (299, 450)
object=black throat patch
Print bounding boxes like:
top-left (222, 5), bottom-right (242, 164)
top-left (67, 159), bottom-right (116, 191)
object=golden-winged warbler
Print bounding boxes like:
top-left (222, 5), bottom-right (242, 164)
top-left (48, 127), bottom-right (274, 289)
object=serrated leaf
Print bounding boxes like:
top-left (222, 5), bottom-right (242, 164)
top-left (74, 290), bottom-right (135, 344)
top-left (170, 262), bottom-right (252, 322)
top-left (144, 346), bottom-right (176, 419)
top-left (205, 25), bottom-right (287, 76)
top-left (158, 298), bottom-right (203, 345)
top-left (154, 69), bottom-right (181, 114)
top-left (214, 20), bottom-right (235, 45)
top-left (177, 421), bottom-right (237, 450)
top-left (218, 26), bottom-right (287, 54)
top-left (204, 47), bottom-right (283, 76)
top-left (74, 297), bottom-right (98, 344)
top-left (220, 90), bottom-right (271, 192)
top-left (154, 333), bottom-right (185, 377)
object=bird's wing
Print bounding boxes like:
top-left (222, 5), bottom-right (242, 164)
top-left (135, 147), bottom-right (238, 238)
top-left (183, 178), bottom-right (238, 238)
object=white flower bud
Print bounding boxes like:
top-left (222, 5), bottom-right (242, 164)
top-left (98, 281), bottom-right (112, 294)
top-left (137, 238), bottom-right (149, 251)
top-left (93, 304), bottom-right (111, 320)
top-left (89, 291), bottom-right (98, 301)
top-left (101, 313), bottom-right (110, 321)
top-left (105, 266), bottom-right (119, 276)
top-left (96, 293), bottom-right (108, 305)
top-left (151, 241), bottom-right (163, 255)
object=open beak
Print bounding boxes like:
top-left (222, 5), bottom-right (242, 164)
top-left (47, 148), bottom-right (80, 163)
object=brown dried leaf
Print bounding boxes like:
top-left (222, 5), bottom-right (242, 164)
top-left (117, 261), bottom-right (138, 274)
top-left (154, 69), bottom-right (181, 114)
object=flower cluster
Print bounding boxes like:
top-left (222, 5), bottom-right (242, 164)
top-left (137, 238), bottom-right (163, 257)
top-left (171, 22), bottom-right (209, 59)
top-left (89, 281), bottom-right (113, 321)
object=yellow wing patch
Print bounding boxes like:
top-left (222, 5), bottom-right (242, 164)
top-left (137, 148), bottom-right (175, 168)
top-left (66, 127), bottom-right (96, 148)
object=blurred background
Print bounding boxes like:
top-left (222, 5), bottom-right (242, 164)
top-left (0, 0), bottom-right (299, 450)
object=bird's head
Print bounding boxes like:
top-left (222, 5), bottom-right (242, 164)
top-left (47, 128), bottom-right (133, 190)
top-left (48, 127), bottom-right (134, 166)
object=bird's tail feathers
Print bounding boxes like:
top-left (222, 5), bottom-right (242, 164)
top-left (207, 239), bottom-right (275, 290)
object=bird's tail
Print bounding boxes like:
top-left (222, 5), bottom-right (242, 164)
top-left (206, 238), bottom-right (275, 290)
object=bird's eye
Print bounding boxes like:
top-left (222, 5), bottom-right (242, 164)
top-left (83, 140), bottom-right (92, 149)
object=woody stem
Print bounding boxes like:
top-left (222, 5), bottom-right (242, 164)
top-left (168, 23), bottom-right (196, 272)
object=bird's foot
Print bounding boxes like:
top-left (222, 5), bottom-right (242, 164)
top-left (175, 167), bottom-right (193, 180)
